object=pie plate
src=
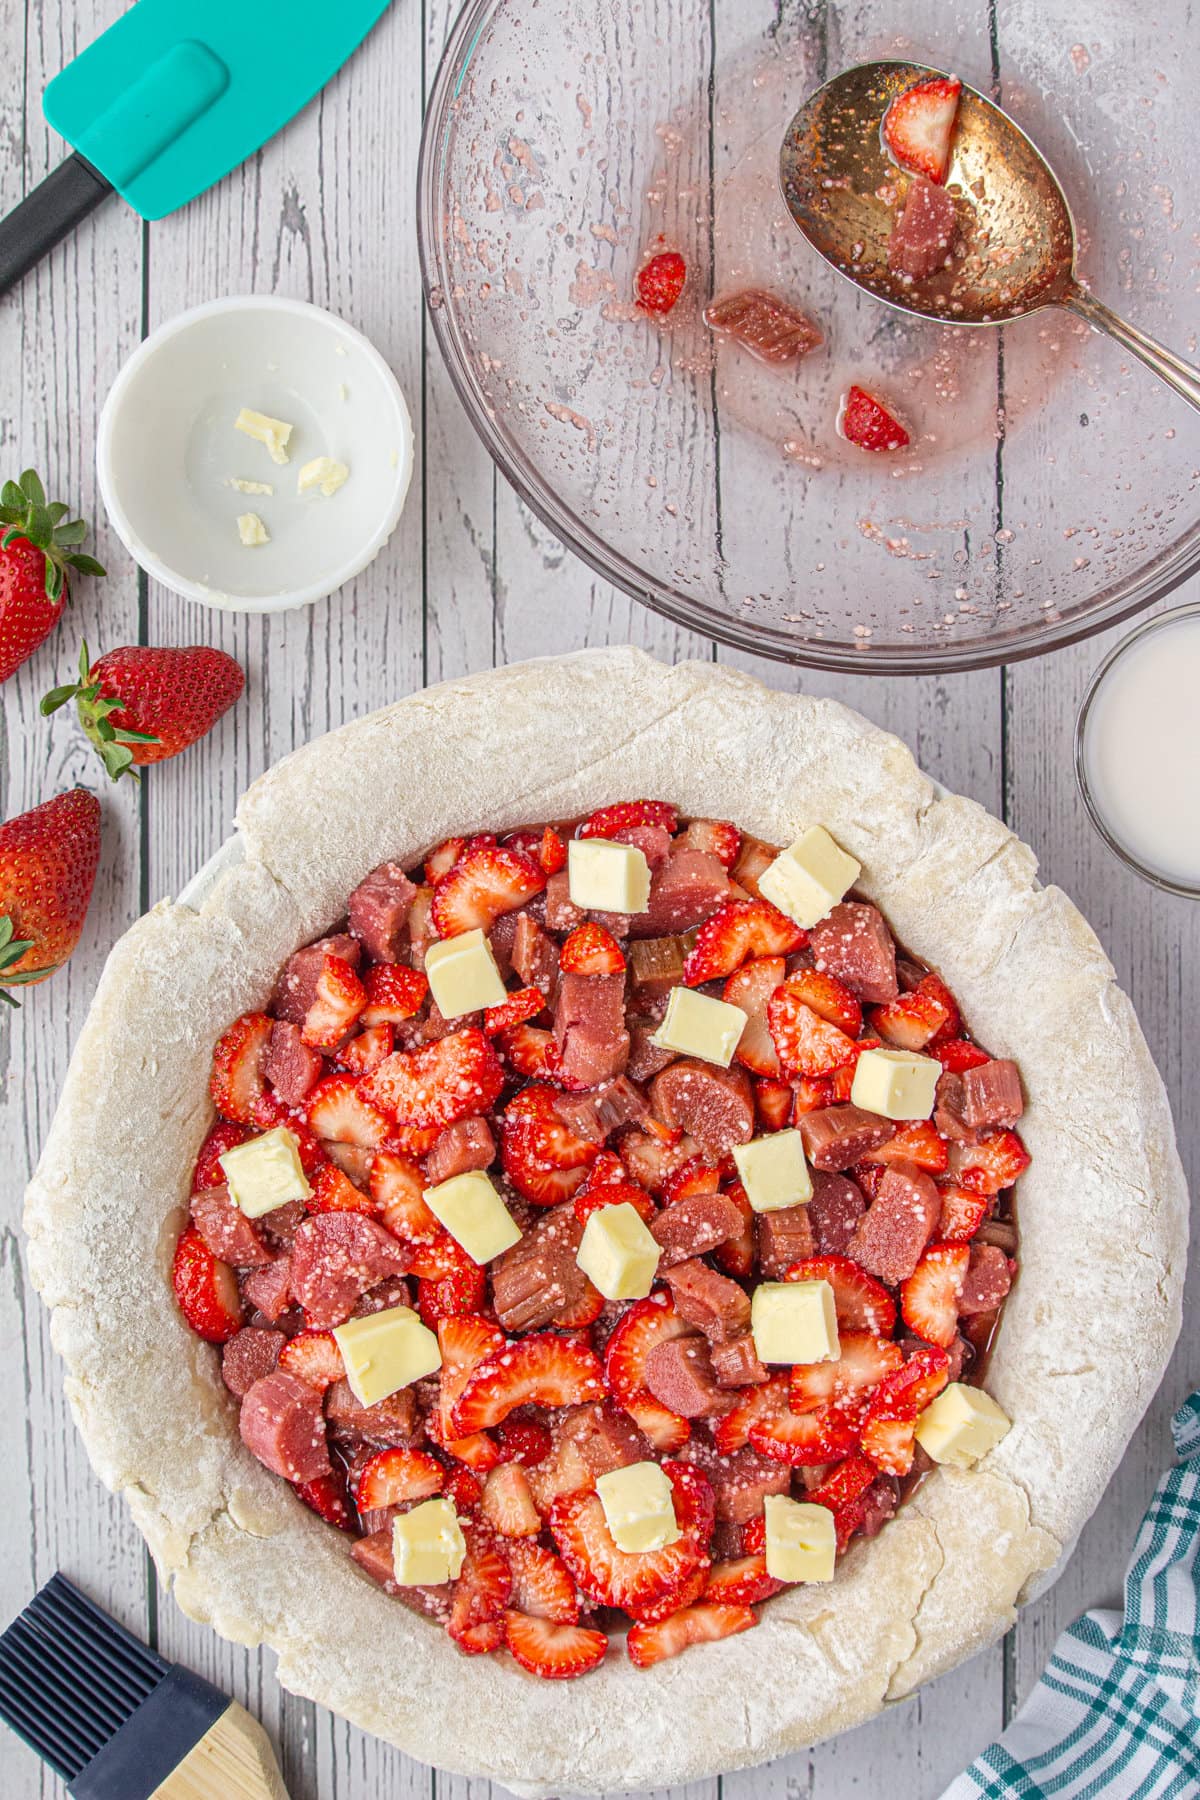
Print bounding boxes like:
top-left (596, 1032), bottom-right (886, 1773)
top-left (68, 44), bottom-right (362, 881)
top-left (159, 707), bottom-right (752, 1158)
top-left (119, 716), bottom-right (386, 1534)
top-left (24, 649), bottom-right (1187, 1793)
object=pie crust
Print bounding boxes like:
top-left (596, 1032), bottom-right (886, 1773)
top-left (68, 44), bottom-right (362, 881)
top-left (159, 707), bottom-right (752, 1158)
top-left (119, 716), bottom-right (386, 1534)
top-left (24, 648), bottom-right (1187, 1794)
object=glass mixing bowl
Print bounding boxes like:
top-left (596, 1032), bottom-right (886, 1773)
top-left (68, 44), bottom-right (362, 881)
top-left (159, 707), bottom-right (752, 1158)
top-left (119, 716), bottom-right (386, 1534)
top-left (418, 0), bottom-right (1200, 672)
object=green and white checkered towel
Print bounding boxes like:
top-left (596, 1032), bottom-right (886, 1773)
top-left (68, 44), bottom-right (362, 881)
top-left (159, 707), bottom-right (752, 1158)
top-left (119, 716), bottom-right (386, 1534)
top-left (942, 1391), bottom-right (1200, 1800)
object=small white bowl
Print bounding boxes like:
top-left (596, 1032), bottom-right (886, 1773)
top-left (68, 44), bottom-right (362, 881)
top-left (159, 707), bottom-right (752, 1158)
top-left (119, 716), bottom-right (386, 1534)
top-left (97, 296), bottom-right (414, 613)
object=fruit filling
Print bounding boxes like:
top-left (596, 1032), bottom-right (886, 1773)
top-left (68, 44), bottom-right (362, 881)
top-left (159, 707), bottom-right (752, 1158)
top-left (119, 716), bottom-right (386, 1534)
top-left (176, 805), bottom-right (1024, 1679)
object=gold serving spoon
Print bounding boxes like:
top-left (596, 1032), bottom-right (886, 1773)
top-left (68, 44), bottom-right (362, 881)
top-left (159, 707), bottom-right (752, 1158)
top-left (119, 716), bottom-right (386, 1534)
top-left (779, 60), bottom-right (1200, 414)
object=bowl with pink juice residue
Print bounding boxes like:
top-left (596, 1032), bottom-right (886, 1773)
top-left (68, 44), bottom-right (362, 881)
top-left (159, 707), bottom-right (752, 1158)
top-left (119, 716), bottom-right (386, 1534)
top-left (418, 0), bottom-right (1200, 674)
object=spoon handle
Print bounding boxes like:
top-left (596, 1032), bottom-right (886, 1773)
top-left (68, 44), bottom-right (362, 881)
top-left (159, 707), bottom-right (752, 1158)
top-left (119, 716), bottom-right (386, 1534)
top-left (1062, 284), bottom-right (1200, 415)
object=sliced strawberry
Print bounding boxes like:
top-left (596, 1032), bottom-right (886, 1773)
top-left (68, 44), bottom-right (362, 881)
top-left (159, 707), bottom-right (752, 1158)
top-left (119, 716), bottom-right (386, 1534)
top-left (443, 1464), bottom-right (485, 1513)
top-left (335, 1023), bottom-right (394, 1077)
top-left (556, 1282), bottom-right (606, 1330)
top-left (883, 74), bottom-right (963, 184)
top-left (386, 1124), bottom-right (443, 1158)
top-left (789, 1332), bottom-right (904, 1415)
top-left (635, 251), bottom-right (687, 317)
top-left (538, 826), bottom-right (567, 876)
top-left (661, 1155), bottom-right (721, 1207)
top-left (434, 1425), bottom-right (501, 1475)
top-left (306, 1164), bottom-right (374, 1216)
top-left (862, 1119), bottom-right (949, 1174)
top-left (498, 1022), bottom-right (567, 1085)
top-left (948, 1130), bottom-right (1030, 1195)
top-left (792, 1075), bottom-right (835, 1116)
top-left (495, 1419), bottom-right (553, 1468)
top-left (210, 1013), bottom-right (274, 1124)
top-left (503, 1540), bottom-right (579, 1623)
top-left (356, 1446), bottom-right (445, 1508)
top-left (683, 899), bottom-right (807, 986)
top-left (938, 1184), bottom-right (990, 1242)
top-left (865, 1345), bottom-right (950, 1425)
top-left (503, 1610), bottom-right (608, 1680)
top-left (704, 1555), bottom-right (784, 1605)
top-left (740, 1515), bottom-right (766, 1556)
top-left (301, 954), bottom-right (366, 1051)
top-left (783, 968), bottom-right (862, 1035)
top-left (933, 1038), bottom-right (991, 1074)
top-left (451, 1620), bottom-right (504, 1655)
top-left (294, 1469), bottom-right (356, 1532)
top-left (306, 1073), bottom-right (390, 1147)
top-left (371, 1150), bottom-right (442, 1245)
top-left (360, 964), bottom-right (429, 1028)
top-left (171, 1225), bottom-right (242, 1342)
top-left (501, 1084), bottom-right (598, 1206)
top-left (682, 818), bottom-right (741, 869)
top-left (768, 982), bottom-right (859, 1078)
top-left (417, 1262), bottom-right (488, 1328)
top-left (603, 1290), bottom-right (693, 1406)
top-left (560, 923), bottom-right (626, 976)
top-left (481, 1462), bottom-right (542, 1537)
top-left (192, 1119), bottom-right (251, 1190)
top-left (749, 1399), bottom-right (863, 1466)
top-left (840, 386), bottom-right (910, 453)
top-left (784, 1255), bottom-right (897, 1335)
top-left (900, 1243), bottom-right (969, 1348)
top-left (627, 1601), bottom-right (756, 1668)
top-left (860, 1413), bottom-right (919, 1477)
top-left (578, 800), bottom-right (678, 839)
top-left (437, 1314), bottom-right (508, 1436)
top-left (807, 1454), bottom-right (878, 1550)
top-left (483, 986), bottom-right (545, 1035)
top-left (851, 1160), bottom-right (886, 1202)
top-left (725, 956), bottom-right (785, 1077)
top-left (425, 837), bottom-right (466, 883)
top-left (573, 1178), bottom-right (656, 1227)
top-left (431, 845), bottom-right (546, 939)
top-left (362, 1027), bottom-right (504, 1132)
top-left (753, 1069), bottom-right (794, 1125)
top-left (449, 1533), bottom-right (513, 1650)
top-left (871, 973), bottom-right (957, 1051)
top-left (278, 1328), bottom-right (346, 1391)
top-left (713, 1376), bottom-right (788, 1455)
top-left (550, 1461), bottom-right (710, 1622)
top-left (451, 1333), bottom-right (605, 1434)
top-left (713, 1178), bottom-right (755, 1280)
top-left (626, 1398), bottom-right (691, 1453)
top-left (406, 1230), bottom-right (478, 1281)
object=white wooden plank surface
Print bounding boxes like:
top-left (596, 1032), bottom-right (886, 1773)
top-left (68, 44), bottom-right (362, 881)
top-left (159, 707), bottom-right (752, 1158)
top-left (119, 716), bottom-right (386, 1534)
top-left (0, 0), bottom-right (1194, 1796)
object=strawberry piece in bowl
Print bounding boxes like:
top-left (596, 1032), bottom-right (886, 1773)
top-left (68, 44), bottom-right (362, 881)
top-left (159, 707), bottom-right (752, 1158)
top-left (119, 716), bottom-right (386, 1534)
top-left (882, 75), bottom-right (963, 185)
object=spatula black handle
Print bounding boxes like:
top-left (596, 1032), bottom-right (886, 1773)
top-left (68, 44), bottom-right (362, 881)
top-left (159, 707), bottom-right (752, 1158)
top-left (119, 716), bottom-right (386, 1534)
top-left (0, 153), bottom-right (113, 298)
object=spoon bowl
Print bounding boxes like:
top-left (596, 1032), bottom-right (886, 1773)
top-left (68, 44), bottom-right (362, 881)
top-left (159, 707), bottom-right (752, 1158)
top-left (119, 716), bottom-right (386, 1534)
top-left (781, 60), bottom-right (1200, 411)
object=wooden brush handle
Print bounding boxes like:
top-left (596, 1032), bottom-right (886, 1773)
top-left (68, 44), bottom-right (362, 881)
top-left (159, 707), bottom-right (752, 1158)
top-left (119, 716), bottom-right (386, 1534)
top-left (152, 1701), bottom-right (290, 1800)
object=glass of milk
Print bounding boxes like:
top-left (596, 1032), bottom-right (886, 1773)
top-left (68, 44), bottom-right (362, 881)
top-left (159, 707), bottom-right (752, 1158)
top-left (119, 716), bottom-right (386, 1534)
top-left (1076, 602), bottom-right (1200, 897)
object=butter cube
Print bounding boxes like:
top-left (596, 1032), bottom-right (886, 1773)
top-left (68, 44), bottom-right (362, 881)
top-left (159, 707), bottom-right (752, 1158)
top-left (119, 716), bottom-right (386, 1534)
top-left (751, 1279), bottom-right (839, 1365)
top-left (332, 1304), bottom-right (441, 1407)
top-left (732, 1130), bottom-right (813, 1213)
top-left (763, 1494), bottom-right (837, 1583)
top-left (758, 826), bottom-right (861, 929)
top-left (392, 1497), bottom-right (467, 1586)
top-left (596, 1461), bottom-right (681, 1554)
top-left (236, 511), bottom-right (270, 547)
top-left (219, 1126), bottom-right (311, 1218)
top-left (234, 407), bottom-right (293, 465)
top-left (650, 985), bottom-right (748, 1069)
top-left (424, 1169), bottom-right (521, 1265)
top-left (915, 1382), bottom-right (1012, 1468)
top-left (576, 1201), bottom-right (661, 1301)
top-left (424, 928), bottom-right (507, 1018)
top-left (851, 1046), bottom-right (941, 1121)
top-left (298, 456), bottom-right (350, 497)
top-left (567, 837), bottom-right (651, 914)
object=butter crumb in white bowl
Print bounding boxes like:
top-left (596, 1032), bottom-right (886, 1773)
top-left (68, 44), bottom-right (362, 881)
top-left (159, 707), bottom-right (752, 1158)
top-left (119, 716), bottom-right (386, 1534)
top-left (97, 296), bottom-right (414, 613)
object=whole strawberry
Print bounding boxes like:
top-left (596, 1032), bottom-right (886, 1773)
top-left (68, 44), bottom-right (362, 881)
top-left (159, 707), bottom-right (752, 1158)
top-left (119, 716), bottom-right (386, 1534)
top-left (42, 641), bottom-right (245, 781)
top-left (0, 470), bottom-right (105, 683)
top-left (0, 788), bottom-right (101, 1003)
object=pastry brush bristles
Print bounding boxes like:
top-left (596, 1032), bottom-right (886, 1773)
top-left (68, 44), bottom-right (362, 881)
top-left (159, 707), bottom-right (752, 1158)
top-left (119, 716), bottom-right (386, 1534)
top-left (0, 1573), bottom-right (167, 1783)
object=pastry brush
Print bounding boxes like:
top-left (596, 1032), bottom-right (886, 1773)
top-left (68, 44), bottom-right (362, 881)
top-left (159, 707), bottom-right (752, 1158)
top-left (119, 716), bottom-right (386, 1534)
top-left (0, 1572), bottom-right (289, 1799)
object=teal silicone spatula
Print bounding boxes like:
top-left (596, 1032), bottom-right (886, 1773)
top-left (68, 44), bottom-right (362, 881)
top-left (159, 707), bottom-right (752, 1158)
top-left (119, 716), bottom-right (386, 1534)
top-left (0, 0), bottom-right (393, 296)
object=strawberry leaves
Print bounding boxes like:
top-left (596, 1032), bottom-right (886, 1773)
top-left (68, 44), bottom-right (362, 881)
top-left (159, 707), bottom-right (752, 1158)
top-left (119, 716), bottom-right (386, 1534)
top-left (0, 914), bottom-right (41, 1007)
top-left (0, 470), bottom-right (105, 603)
top-left (41, 641), bottom-right (159, 782)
